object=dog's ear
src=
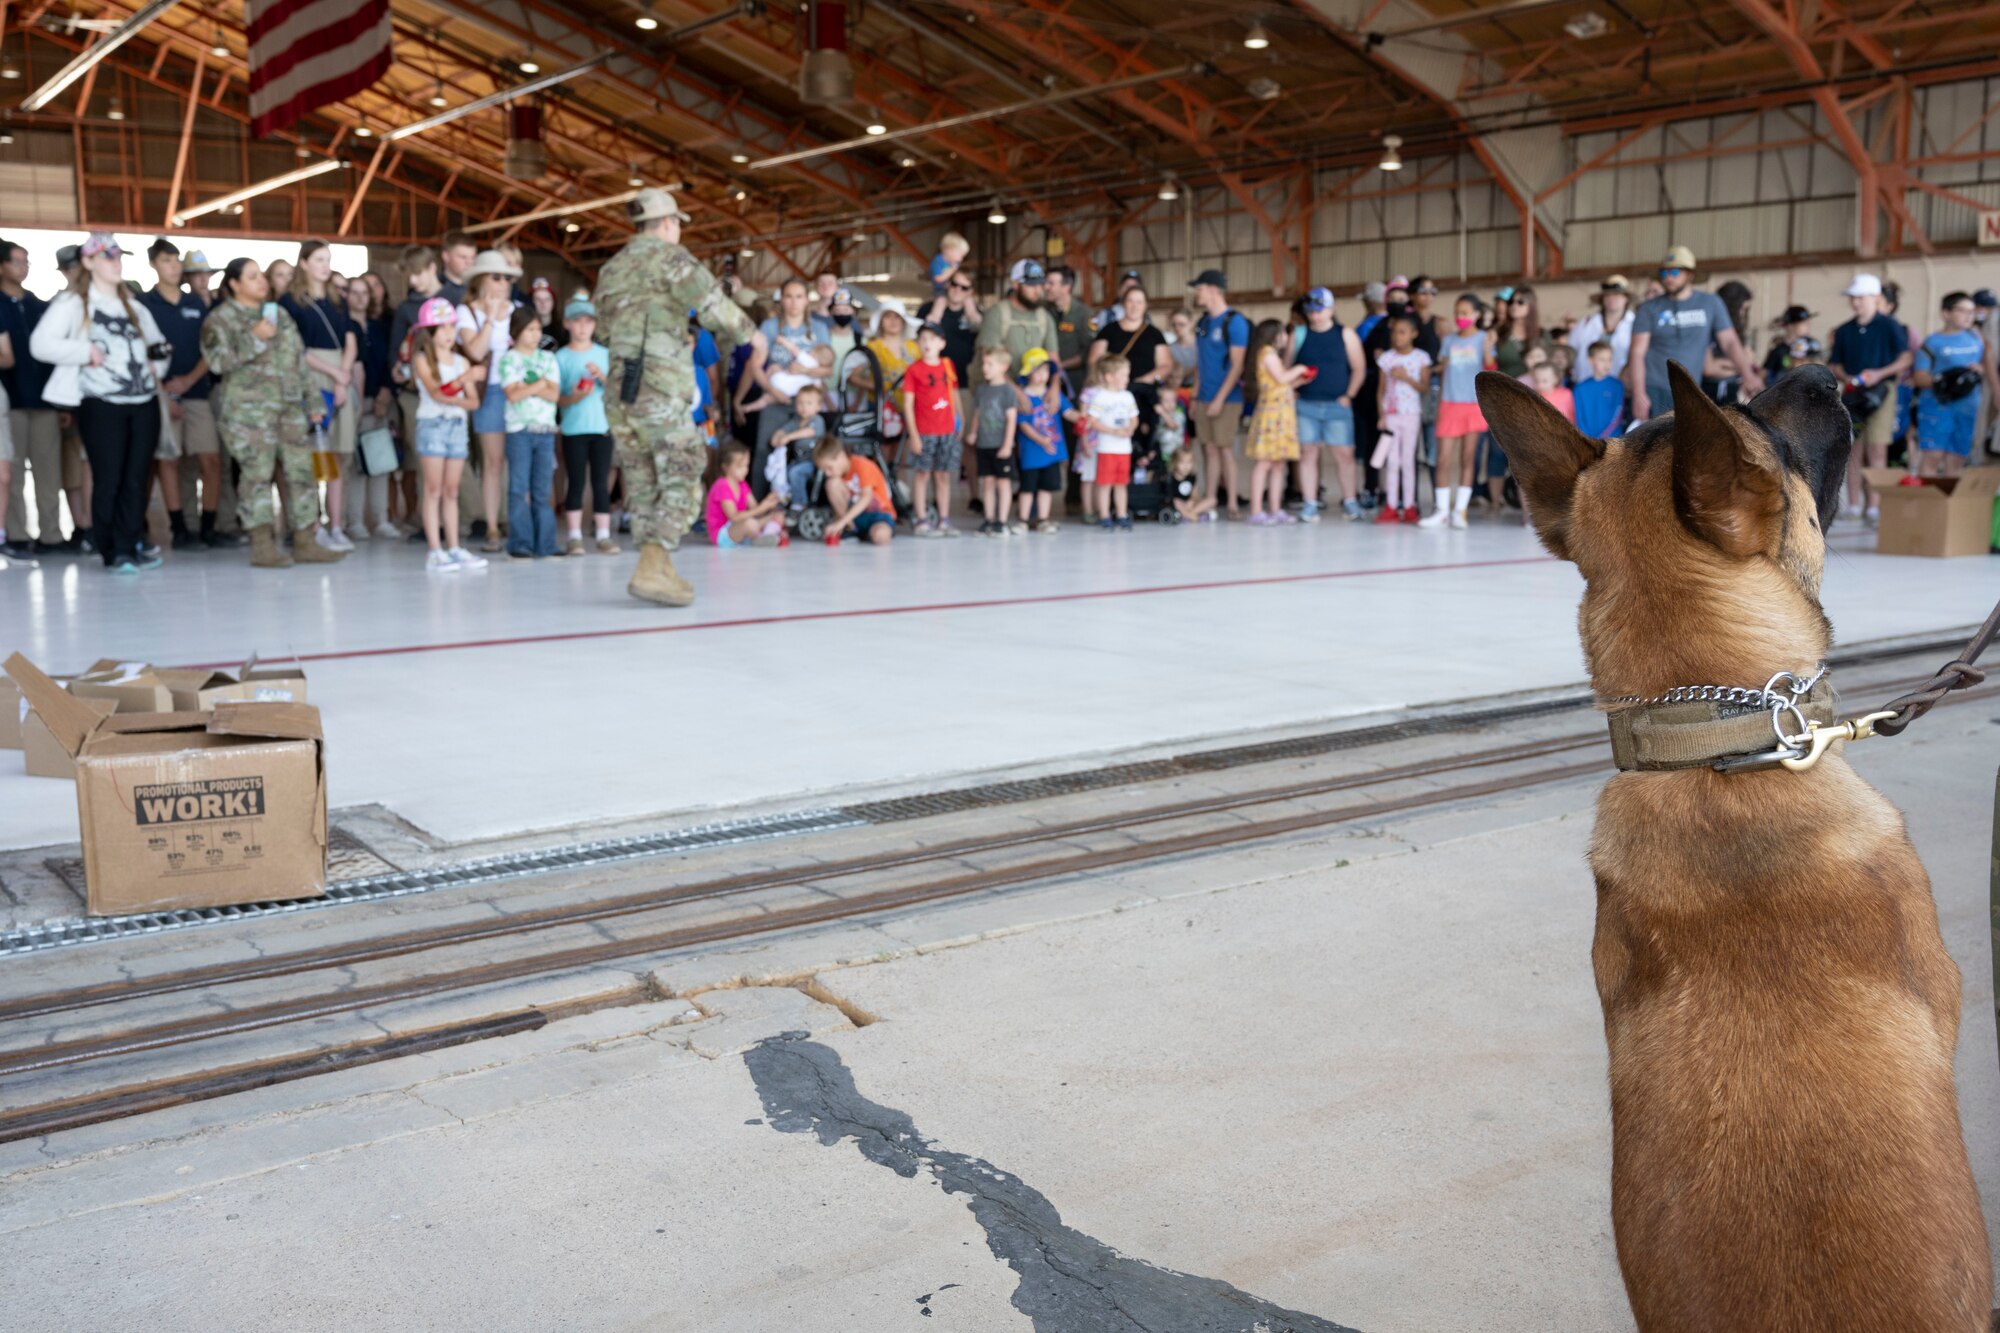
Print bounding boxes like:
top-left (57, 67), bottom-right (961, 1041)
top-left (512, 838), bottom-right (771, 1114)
top-left (1668, 361), bottom-right (1784, 558)
top-left (1475, 370), bottom-right (1602, 559)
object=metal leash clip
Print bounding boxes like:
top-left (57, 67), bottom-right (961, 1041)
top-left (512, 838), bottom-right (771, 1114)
top-left (1710, 668), bottom-right (1832, 774)
top-left (1777, 711), bottom-right (1897, 772)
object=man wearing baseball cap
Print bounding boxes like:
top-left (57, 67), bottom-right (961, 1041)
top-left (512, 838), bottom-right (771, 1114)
top-left (1292, 286), bottom-right (1366, 521)
top-left (1627, 243), bottom-right (1762, 423)
top-left (975, 257), bottom-right (1059, 380)
top-left (1829, 272), bottom-right (1912, 521)
top-left (1189, 267), bottom-right (1250, 517)
top-left (595, 186), bottom-right (762, 607)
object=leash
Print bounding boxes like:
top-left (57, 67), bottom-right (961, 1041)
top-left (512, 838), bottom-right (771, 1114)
top-left (1605, 598), bottom-right (2000, 775)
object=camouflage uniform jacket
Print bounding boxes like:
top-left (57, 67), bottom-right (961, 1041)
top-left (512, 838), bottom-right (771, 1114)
top-left (594, 234), bottom-right (755, 405)
top-left (201, 299), bottom-right (313, 422)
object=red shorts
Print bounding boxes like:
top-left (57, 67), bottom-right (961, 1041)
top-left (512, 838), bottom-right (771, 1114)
top-left (1094, 454), bottom-right (1131, 485)
top-left (1436, 400), bottom-right (1488, 438)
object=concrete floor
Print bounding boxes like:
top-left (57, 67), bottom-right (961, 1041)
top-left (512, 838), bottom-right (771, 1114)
top-left (2, 702), bottom-right (1992, 1332)
top-left (0, 516), bottom-right (1986, 853)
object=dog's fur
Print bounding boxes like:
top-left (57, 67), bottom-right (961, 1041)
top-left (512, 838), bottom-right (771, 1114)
top-left (1477, 361), bottom-right (1991, 1331)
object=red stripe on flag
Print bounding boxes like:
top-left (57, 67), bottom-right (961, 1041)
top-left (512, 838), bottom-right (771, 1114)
top-left (250, 43), bottom-right (390, 138)
top-left (250, 4), bottom-right (391, 90)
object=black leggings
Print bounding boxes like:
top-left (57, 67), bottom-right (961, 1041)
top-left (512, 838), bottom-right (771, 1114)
top-left (562, 433), bottom-right (615, 515)
top-left (78, 397), bottom-right (161, 565)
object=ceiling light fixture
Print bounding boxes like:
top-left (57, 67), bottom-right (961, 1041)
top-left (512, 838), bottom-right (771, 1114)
top-left (105, 96), bottom-right (124, 121)
top-left (1243, 20), bottom-right (1271, 49)
top-left (428, 81), bottom-right (448, 108)
top-left (563, 221), bottom-right (580, 232)
top-left (462, 189), bottom-right (647, 234)
top-left (1157, 175), bottom-right (1179, 201)
top-left (1247, 76), bottom-right (1281, 101)
top-left (729, 152), bottom-right (749, 163)
top-left (986, 200), bottom-right (1007, 225)
top-left (898, 155), bottom-right (916, 169)
top-left (628, 166), bottom-right (644, 186)
top-left (519, 58), bottom-right (541, 74)
top-left (635, 13), bottom-right (659, 30)
top-left (734, 189), bottom-right (747, 200)
top-left (295, 144), bottom-right (314, 157)
top-left (864, 111), bottom-right (886, 135)
top-left (1564, 11), bottom-right (1609, 38)
top-left (354, 120), bottom-right (373, 138)
top-left (20, 0), bottom-right (176, 112)
top-left (1378, 134), bottom-right (1403, 171)
top-left (739, 242), bottom-right (755, 257)
top-left (210, 28), bottom-right (229, 58)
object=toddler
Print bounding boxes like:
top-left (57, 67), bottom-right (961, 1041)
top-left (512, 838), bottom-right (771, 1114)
top-left (967, 345), bottom-right (1019, 537)
top-left (1420, 294), bottom-right (1491, 529)
top-left (1014, 348), bottom-right (1068, 534)
top-left (1529, 361), bottom-right (1574, 422)
top-left (902, 321), bottom-right (962, 536)
top-left (498, 307), bottom-right (562, 558)
top-left (410, 296), bottom-right (487, 571)
top-left (771, 384), bottom-right (828, 508)
top-left (929, 231), bottom-right (970, 301)
top-left (1244, 318), bottom-right (1310, 524)
top-left (1081, 354), bottom-right (1138, 530)
top-left (1162, 444), bottom-right (1213, 524)
top-left (813, 437), bottom-right (895, 545)
top-left (705, 440), bottom-right (786, 547)
top-left (1372, 314), bottom-right (1431, 524)
top-left (1572, 340), bottom-right (1625, 441)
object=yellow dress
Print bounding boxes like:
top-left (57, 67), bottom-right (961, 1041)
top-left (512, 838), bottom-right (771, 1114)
top-left (1246, 358), bottom-right (1300, 461)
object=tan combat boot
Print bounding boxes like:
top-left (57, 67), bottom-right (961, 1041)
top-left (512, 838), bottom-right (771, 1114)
top-left (627, 541), bottom-right (694, 607)
top-left (248, 524), bottom-right (292, 568)
top-left (292, 526), bottom-right (345, 563)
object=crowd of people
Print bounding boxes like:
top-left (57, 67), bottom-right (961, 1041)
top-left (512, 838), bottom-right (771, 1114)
top-left (2, 224), bottom-right (1996, 573)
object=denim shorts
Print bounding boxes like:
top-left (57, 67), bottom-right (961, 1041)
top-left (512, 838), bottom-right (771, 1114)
top-left (471, 380), bottom-right (507, 434)
top-left (416, 415), bottom-right (469, 460)
top-left (849, 510), bottom-right (894, 540)
top-left (1295, 398), bottom-right (1354, 447)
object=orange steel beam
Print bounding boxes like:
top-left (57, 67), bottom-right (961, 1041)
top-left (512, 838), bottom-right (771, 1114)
top-left (162, 46), bottom-right (205, 228)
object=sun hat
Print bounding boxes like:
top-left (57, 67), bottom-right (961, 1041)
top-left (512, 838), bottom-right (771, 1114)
top-left (628, 187), bottom-right (691, 224)
top-left (869, 297), bottom-right (909, 336)
top-left (1843, 273), bottom-right (1883, 298)
top-left (1019, 346), bottom-right (1052, 377)
top-left (563, 298), bottom-right (596, 321)
top-left (416, 295), bottom-right (457, 328)
top-left (1597, 274), bottom-right (1631, 297)
top-left (80, 232), bottom-right (122, 261)
top-left (1660, 245), bottom-right (1697, 271)
top-left (181, 250), bottom-right (214, 275)
top-left (465, 249), bottom-right (522, 279)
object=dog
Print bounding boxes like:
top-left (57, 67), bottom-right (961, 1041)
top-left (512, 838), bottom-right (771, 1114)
top-left (1477, 361), bottom-right (1991, 1331)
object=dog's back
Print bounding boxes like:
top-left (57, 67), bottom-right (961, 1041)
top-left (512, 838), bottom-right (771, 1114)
top-left (1479, 363), bottom-right (1991, 1331)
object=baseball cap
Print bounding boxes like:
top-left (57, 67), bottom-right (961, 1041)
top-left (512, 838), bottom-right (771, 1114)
top-left (1302, 286), bottom-right (1334, 312)
top-left (55, 244), bottom-right (81, 268)
top-left (1120, 268), bottom-right (1142, 282)
top-left (1361, 280), bottom-right (1387, 303)
top-left (1660, 245), bottom-right (1697, 270)
top-left (1019, 346), bottom-right (1052, 377)
top-left (1008, 258), bottom-right (1046, 285)
top-left (1778, 304), bottom-right (1814, 325)
top-left (1190, 268), bottom-right (1229, 290)
top-left (918, 320), bottom-right (948, 340)
top-left (80, 232), bottom-right (122, 261)
top-left (182, 250), bottom-right (213, 274)
top-left (416, 296), bottom-right (457, 328)
top-left (1385, 275), bottom-right (1410, 294)
top-left (1493, 284), bottom-right (1516, 303)
top-left (628, 187), bottom-right (692, 223)
top-left (1973, 288), bottom-right (1998, 309)
top-left (564, 298), bottom-right (596, 321)
top-left (830, 286), bottom-right (855, 307)
top-left (1843, 273), bottom-right (1883, 298)
top-left (530, 275), bottom-right (552, 292)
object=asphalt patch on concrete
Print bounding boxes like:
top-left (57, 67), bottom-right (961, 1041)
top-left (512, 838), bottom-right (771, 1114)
top-left (745, 1031), bottom-right (1362, 1333)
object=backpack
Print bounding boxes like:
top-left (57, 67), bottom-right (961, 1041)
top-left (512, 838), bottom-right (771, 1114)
top-left (988, 299), bottom-right (1053, 370)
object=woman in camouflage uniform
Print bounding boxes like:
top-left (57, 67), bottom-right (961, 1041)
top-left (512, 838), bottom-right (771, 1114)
top-left (201, 258), bottom-right (338, 568)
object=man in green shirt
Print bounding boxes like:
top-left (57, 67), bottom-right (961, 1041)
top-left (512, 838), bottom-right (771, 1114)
top-left (974, 258), bottom-right (1060, 380)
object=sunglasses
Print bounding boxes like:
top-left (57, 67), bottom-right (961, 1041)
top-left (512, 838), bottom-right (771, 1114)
top-left (1509, 297), bottom-right (1530, 306)
top-left (949, 281), bottom-right (973, 291)
top-left (1659, 267), bottom-right (1685, 278)
top-left (1415, 287), bottom-right (1438, 296)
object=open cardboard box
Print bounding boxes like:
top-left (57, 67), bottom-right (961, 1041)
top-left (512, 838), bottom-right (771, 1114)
top-left (4, 654), bottom-right (329, 917)
top-left (1861, 466), bottom-right (2000, 558)
top-left (24, 694), bottom-right (115, 779)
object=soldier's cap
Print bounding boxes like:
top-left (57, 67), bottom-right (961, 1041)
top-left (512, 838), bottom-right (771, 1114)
top-left (55, 244), bottom-right (82, 268)
top-left (564, 298), bottom-right (596, 321)
top-left (629, 187), bottom-right (692, 224)
top-left (918, 320), bottom-right (949, 341)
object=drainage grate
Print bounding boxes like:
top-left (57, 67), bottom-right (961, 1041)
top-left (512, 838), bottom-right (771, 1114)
top-left (44, 825), bottom-right (400, 900)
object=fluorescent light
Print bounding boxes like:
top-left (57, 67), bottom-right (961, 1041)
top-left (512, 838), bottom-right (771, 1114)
top-left (171, 158), bottom-right (348, 226)
top-left (462, 188), bottom-right (642, 234)
top-left (1244, 20), bottom-right (1270, 49)
top-left (385, 55), bottom-right (610, 144)
top-left (20, 0), bottom-right (181, 112)
top-left (1379, 134), bottom-right (1403, 171)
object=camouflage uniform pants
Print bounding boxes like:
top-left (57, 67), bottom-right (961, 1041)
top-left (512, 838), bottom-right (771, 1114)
top-left (603, 379), bottom-right (703, 550)
top-left (222, 409), bottom-right (319, 532)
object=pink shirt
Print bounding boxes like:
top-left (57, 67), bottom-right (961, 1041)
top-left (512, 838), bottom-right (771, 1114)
top-left (1537, 385), bottom-right (1575, 423)
top-left (704, 476), bottom-right (752, 543)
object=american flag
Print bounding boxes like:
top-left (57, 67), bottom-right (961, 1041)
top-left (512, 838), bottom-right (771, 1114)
top-left (246, 0), bottom-right (392, 139)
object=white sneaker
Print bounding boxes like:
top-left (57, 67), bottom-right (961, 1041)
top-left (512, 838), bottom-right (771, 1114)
top-left (447, 546), bottom-right (488, 570)
top-left (1863, 505), bottom-right (1879, 526)
top-left (1449, 511), bottom-right (1469, 529)
top-left (1416, 508), bottom-right (1449, 528)
top-left (426, 548), bottom-right (458, 573)
top-left (1840, 502), bottom-right (1863, 521)
top-left (372, 521), bottom-right (402, 540)
top-left (318, 527), bottom-right (356, 552)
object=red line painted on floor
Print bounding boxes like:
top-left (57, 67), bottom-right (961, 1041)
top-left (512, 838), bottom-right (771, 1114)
top-left (180, 555), bottom-right (1558, 669)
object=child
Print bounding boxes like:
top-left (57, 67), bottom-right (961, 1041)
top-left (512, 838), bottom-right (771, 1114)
top-left (740, 342), bottom-right (829, 414)
top-left (813, 436), bottom-right (895, 545)
top-left (1420, 294), bottom-right (1491, 529)
top-left (1572, 340), bottom-right (1625, 442)
top-left (1529, 361), bottom-right (1573, 422)
top-left (1244, 318), bottom-right (1310, 524)
top-left (705, 440), bottom-right (786, 546)
top-left (1372, 314), bottom-right (1431, 524)
top-left (1162, 445), bottom-right (1213, 524)
top-left (967, 345), bottom-right (1019, 537)
top-left (498, 307), bottom-right (561, 558)
top-left (902, 323), bottom-right (961, 536)
top-left (1548, 343), bottom-right (1576, 387)
top-left (772, 384), bottom-right (828, 509)
top-left (555, 297), bottom-right (616, 555)
top-left (1081, 354), bottom-right (1139, 531)
top-left (1014, 348), bottom-right (1068, 534)
top-left (409, 296), bottom-right (487, 571)
top-left (1763, 304), bottom-right (1822, 383)
top-left (1912, 290), bottom-right (1985, 477)
top-left (929, 231), bottom-right (970, 302)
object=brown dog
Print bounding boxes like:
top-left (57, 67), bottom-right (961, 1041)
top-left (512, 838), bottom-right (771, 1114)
top-left (1478, 361), bottom-right (1991, 1331)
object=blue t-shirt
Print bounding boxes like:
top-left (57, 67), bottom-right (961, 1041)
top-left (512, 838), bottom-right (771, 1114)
top-left (1829, 315), bottom-right (1908, 378)
top-left (1915, 329), bottom-right (1984, 413)
top-left (137, 288), bottom-right (213, 400)
top-left (757, 315), bottom-right (830, 372)
top-left (928, 253), bottom-right (955, 295)
top-left (1573, 376), bottom-right (1626, 439)
top-left (691, 328), bottom-right (720, 424)
top-left (282, 292), bottom-right (354, 353)
top-left (1018, 386), bottom-right (1070, 468)
top-left (556, 344), bottom-right (609, 435)
top-left (1294, 324), bottom-right (1351, 402)
top-left (1195, 308), bottom-right (1251, 405)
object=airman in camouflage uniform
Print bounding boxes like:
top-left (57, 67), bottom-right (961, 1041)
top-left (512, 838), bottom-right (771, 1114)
top-left (201, 268), bottom-right (338, 567)
top-left (596, 187), bottom-right (759, 606)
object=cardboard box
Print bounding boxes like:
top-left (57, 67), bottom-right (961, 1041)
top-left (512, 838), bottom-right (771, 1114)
top-left (0, 675), bottom-right (26, 750)
top-left (1862, 466), bottom-right (2000, 557)
top-left (235, 655), bottom-right (310, 705)
top-left (5, 654), bottom-right (328, 917)
top-left (154, 656), bottom-right (311, 710)
top-left (23, 693), bottom-right (116, 779)
top-left (67, 659), bottom-right (175, 714)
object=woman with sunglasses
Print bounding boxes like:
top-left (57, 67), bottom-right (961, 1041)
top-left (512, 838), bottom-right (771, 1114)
top-left (30, 233), bottom-right (172, 573)
top-left (1491, 286), bottom-right (1550, 381)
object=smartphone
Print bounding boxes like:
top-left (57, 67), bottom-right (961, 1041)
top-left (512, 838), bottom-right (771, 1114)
top-left (261, 301), bottom-right (278, 324)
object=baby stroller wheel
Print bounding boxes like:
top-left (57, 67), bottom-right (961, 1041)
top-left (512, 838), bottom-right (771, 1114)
top-left (796, 506), bottom-right (830, 541)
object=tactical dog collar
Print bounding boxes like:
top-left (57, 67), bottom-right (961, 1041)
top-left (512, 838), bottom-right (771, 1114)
top-left (1604, 667), bottom-right (1843, 773)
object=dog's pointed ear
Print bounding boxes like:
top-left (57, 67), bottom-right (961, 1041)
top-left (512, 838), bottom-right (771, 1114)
top-left (1668, 361), bottom-right (1783, 558)
top-left (1475, 370), bottom-right (1602, 559)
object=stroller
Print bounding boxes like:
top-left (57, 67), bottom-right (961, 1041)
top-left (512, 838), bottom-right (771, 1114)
top-left (791, 343), bottom-right (914, 540)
